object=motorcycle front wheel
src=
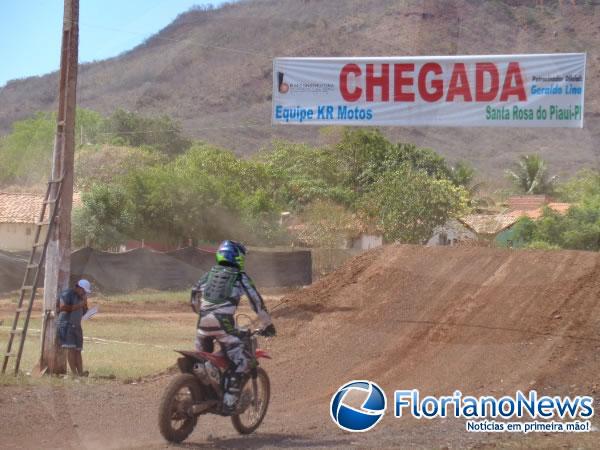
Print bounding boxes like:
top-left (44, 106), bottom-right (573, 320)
top-left (231, 367), bottom-right (270, 434)
top-left (158, 373), bottom-right (202, 443)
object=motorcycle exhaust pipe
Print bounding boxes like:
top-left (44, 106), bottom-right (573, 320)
top-left (190, 400), bottom-right (219, 415)
top-left (193, 362), bottom-right (221, 393)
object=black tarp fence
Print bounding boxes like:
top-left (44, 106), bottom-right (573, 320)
top-left (0, 250), bottom-right (27, 294)
top-left (0, 247), bottom-right (312, 294)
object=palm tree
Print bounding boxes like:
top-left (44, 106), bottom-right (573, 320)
top-left (450, 161), bottom-right (487, 208)
top-left (506, 154), bottom-right (557, 195)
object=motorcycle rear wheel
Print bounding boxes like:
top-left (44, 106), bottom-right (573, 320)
top-left (158, 373), bottom-right (202, 443)
top-left (231, 367), bottom-right (270, 434)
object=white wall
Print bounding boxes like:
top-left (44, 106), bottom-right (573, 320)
top-left (351, 234), bottom-right (383, 250)
top-left (427, 220), bottom-right (476, 246)
top-left (0, 223), bottom-right (47, 251)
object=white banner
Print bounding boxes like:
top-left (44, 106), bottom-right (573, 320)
top-left (272, 54), bottom-right (585, 128)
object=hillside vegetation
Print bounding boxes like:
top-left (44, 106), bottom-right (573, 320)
top-left (0, 0), bottom-right (598, 177)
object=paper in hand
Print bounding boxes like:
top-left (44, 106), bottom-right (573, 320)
top-left (82, 305), bottom-right (98, 321)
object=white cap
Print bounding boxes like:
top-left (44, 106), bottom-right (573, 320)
top-left (77, 279), bottom-right (92, 294)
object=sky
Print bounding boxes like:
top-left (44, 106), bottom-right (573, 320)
top-left (0, 0), bottom-right (228, 87)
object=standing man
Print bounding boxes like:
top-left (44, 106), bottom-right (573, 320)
top-left (56, 279), bottom-right (91, 376)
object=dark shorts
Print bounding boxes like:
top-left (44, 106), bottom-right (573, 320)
top-left (57, 322), bottom-right (83, 350)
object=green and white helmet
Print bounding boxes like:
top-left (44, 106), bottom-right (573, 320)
top-left (215, 240), bottom-right (247, 270)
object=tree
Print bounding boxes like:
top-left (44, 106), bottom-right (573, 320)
top-left (75, 108), bottom-right (105, 145)
top-left (124, 164), bottom-right (186, 244)
top-left (382, 142), bottom-right (451, 180)
top-left (360, 165), bottom-right (469, 243)
top-left (332, 129), bottom-right (453, 194)
top-left (297, 199), bottom-right (357, 248)
top-left (333, 128), bottom-right (393, 194)
top-left (512, 170), bottom-right (600, 251)
top-left (506, 154), bottom-right (557, 195)
top-left (72, 184), bottom-right (134, 249)
top-left (0, 112), bottom-right (55, 185)
top-left (105, 109), bottom-right (192, 156)
top-left (260, 141), bottom-right (353, 208)
top-left (449, 160), bottom-right (489, 208)
top-left (449, 161), bottom-right (475, 188)
top-left (0, 108), bottom-right (127, 186)
top-left (259, 133), bottom-right (470, 245)
top-left (75, 144), bottom-right (164, 190)
top-left (264, 129), bottom-right (457, 210)
top-left (176, 145), bottom-right (287, 244)
top-left (513, 199), bottom-right (600, 251)
top-left (123, 143), bottom-right (285, 246)
top-left (556, 169), bottom-right (600, 202)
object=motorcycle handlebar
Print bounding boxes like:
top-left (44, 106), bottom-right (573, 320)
top-left (237, 328), bottom-right (262, 337)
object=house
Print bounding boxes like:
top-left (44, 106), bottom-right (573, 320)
top-left (459, 214), bottom-right (520, 247)
top-left (497, 202), bottom-right (572, 247)
top-left (507, 202), bottom-right (571, 220)
top-left (287, 216), bottom-right (383, 250)
top-left (346, 233), bottom-right (383, 251)
top-left (507, 195), bottom-right (551, 212)
top-left (459, 203), bottom-right (571, 249)
top-left (427, 219), bottom-right (477, 247)
top-left (0, 193), bottom-right (48, 251)
top-left (429, 197), bottom-right (573, 249)
top-left (0, 192), bottom-right (82, 252)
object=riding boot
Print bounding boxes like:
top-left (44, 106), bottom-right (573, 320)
top-left (223, 373), bottom-right (241, 414)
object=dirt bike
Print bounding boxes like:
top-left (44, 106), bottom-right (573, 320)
top-left (158, 326), bottom-right (272, 443)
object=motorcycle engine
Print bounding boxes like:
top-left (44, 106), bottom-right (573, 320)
top-left (193, 362), bottom-right (210, 384)
top-left (205, 361), bottom-right (220, 384)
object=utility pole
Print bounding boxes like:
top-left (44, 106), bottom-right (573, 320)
top-left (41, 0), bottom-right (79, 374)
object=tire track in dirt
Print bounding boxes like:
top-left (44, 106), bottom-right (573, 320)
top-left (3, 244), bottom-right (600, 449)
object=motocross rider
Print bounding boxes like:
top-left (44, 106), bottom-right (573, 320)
top-left (191, 240), bottom-right (276, 413)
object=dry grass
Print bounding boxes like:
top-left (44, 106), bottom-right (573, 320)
top-left (91, 289), bottom-right (190, 306)
top-left (0, 315), bottom-right (194, 383)
top-left (0, 289), bottom-right (283, 385)
top-left (0, 290), bottom-right (194, 383)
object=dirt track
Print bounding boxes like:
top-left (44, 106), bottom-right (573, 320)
top-left (2, 244), bottom-right (600, 449)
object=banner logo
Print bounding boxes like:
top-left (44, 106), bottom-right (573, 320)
top-left (278, 71), bottom-right (289, 94)
top-left (330, 380), bottom-right (387, 432)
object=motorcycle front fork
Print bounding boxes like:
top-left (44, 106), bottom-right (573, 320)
top-left (251, 377), bottom-right (258, 407)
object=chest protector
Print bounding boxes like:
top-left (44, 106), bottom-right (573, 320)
top-left (203, 265), bottom-right (240, 305)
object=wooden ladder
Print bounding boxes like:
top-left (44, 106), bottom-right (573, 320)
top-left (1, 178), bottom-right (63, 375)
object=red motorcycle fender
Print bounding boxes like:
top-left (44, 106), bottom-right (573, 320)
top-left (255, 349), bottom-right (271, 359)
top-left (175, 350), bottom-right (229, 369)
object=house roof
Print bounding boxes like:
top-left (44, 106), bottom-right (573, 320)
top-left (0, 193), bottom-right (45, 224)
top-left (507, 202), bottom-right (571, 220)
top-left (507, 195), bottom-right (551, 211)
top-left (0, 192), bottom-right (82, 224)
top-left (287, 215), bottom-right (382, 248)
top-left (459, 214), bottom-right (519, 235)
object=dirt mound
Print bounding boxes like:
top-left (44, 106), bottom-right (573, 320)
top-left (3, 246), bottom-right (599, 448)
top-left (274, 244), bottom-right (600, 407)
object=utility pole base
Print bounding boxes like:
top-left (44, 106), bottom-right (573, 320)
top-left (41, 316), bottom-right (67, 374)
